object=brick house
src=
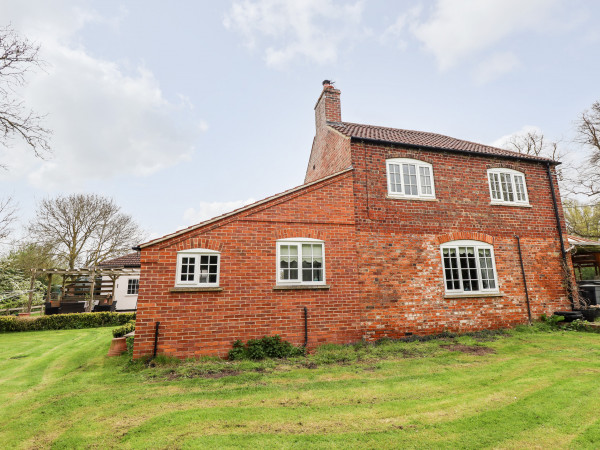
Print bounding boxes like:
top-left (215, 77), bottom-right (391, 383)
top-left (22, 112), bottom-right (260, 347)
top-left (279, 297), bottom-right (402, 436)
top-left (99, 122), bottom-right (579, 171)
top-left (133, 82), bottom-right (572, 359)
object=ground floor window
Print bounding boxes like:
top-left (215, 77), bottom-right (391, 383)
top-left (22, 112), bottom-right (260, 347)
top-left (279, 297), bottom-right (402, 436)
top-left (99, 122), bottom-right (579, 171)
top-left (277, 238), bottom-right (325, 285)
top-left (440, 240), bottom-right (498, 294)
top-left (126, 278), bottom-right (139, 295)
top-left (175, 248), bottom-right (220, 287)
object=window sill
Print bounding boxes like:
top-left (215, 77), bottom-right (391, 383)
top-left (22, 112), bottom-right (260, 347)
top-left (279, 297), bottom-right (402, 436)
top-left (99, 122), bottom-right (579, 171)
top-left (489, 201), bottom-right (532, 208)
top-left (170, 287), bottom-right (223, 293)
top-left (273, 284), bottom-right (330, 290)
top-left (444, 292), bottom-right (503, 299)
top-left (387, 195), bottom-right (438, 202)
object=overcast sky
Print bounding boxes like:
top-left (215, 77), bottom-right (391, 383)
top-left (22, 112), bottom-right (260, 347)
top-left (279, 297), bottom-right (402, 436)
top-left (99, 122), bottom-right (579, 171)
top-left (1, 0), bottom-right (599, 247)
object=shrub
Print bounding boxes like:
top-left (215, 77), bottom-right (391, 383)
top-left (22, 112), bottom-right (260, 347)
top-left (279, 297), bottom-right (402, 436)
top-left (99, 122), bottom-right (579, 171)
top-left (112, 320), bottom-right (136, 338)
top-left (228, 335), bottom-right (305, 360)
top-left (126, 336), bottom-right (135, 356)
top-left (0, 312), bottom-right (135, 333)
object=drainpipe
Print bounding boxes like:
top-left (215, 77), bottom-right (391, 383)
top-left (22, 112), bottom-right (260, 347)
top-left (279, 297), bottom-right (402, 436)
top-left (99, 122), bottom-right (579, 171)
top-left (303, 307), bottom-right (308, 348)
top-left (152, 321), bottom-right (160, 359)
top-left (545, 162), bottom-right (574, 309)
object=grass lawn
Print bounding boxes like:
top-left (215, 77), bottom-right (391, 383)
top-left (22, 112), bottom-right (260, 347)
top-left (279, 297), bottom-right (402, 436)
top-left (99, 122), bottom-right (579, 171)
top-left (1, 327), bottom-right (600, 449)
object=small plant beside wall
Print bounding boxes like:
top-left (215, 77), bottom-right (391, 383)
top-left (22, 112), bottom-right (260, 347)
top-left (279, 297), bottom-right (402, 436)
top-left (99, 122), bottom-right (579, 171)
top-left (228, 335), bottom-right (305, 360)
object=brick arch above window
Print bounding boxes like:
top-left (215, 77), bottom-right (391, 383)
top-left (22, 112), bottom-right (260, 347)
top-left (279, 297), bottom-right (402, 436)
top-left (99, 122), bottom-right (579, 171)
top-left (434, 232), bottom-right (495, 246)
top-left (174, 237), bottom-right (225, 253)
top-left (274, 228), bottom-right (324, 241)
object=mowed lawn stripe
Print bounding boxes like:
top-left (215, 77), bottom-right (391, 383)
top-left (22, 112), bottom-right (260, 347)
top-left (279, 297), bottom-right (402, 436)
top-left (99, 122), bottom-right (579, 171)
top-left (1, 327), bottom-right (599, 448)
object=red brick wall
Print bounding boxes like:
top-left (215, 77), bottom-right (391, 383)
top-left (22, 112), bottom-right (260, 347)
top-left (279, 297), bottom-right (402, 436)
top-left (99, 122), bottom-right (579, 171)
top-left (133, 172), bottom-right (362, 359)
top-left (349, 142), bottom-right (571, 339)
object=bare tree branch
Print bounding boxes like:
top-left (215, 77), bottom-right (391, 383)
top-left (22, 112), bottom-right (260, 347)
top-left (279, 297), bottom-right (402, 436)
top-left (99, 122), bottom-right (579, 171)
top-left (0, 24), bottom-right (51, 166)
top-left (28, 194), bottom-right (145, 269)
top-left (0, 196), bottom-right (17, 242)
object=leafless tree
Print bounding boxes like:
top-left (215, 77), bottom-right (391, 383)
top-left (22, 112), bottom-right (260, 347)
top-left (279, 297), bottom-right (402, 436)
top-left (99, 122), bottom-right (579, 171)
top-left (28, 194), bottom-right (145, 269)
top-left (574, 101), bottom-right (600, 197)
top-left (0, 196), bottom-right (17, 242)
top-left (504, 130), bottom-right (561, 161)
top-left (1, 24), bottom-right (51, 166)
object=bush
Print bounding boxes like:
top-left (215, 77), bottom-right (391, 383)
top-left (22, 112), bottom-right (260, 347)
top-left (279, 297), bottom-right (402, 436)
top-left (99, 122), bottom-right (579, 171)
top-left (112, 320), bottom-right (136, 338)
top-left (126, 336), bottom-right (135, 356)
top-left (228, 335), bottom-right (305, 360)
top-left (0, 312), bottom-right (135, 333)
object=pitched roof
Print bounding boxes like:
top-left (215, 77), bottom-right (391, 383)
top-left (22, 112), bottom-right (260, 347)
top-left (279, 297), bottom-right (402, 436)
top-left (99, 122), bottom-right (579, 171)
top-left (567, 235), bottom-right (600, 246)
top-left (329, 121), bottom-right (554, 163)
top-left (139, 168), bottom-right (354, 249)
top-left (98, 252), bottom-right (140, 268)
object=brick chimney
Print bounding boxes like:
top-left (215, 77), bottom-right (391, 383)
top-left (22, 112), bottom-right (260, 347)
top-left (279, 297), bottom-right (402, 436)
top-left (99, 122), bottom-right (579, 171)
top-left (315, 80), bottom-right (341, 133)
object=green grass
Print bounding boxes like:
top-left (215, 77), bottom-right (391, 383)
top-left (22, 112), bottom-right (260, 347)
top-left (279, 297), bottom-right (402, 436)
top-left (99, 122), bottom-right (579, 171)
top-left (1, 328), bottom-right (600, 448)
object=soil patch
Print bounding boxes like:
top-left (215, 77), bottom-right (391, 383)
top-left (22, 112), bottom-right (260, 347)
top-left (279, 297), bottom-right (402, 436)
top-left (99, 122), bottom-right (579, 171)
top-left (441, 344), bottom-right (496, 355)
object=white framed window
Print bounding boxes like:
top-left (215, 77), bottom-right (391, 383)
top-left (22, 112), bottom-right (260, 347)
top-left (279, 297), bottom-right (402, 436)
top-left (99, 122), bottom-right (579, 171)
top-left (487, 168), bottom-right (529, 205)
top-left (175, 248), bottom-right (220, 287)
top-left (126, 278), bottom-right (139, 295)
top-left (440, 240), bottom-right (499, 295)
top-left (276, 238), bottom-right (325, 285)
top-left (386, 158), bottom-right (435, 199)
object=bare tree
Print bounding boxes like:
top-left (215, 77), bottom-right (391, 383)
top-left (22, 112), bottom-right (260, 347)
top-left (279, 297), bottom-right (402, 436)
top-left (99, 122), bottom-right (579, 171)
top-left (504, 130), bottom-right (561, 161)
top-left (574, 101), bottom-right (600, 197)
top-left (1, 24), bottom-right (50, 166)
top-left (0, 196), bottom-right (17, 242)
top-left (29, 194), bottom-right (145, 269)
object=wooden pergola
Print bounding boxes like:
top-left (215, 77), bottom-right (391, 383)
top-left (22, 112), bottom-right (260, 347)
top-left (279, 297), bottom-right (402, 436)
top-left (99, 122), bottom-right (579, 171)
top-left (27, 267), bottom-right (139, 313)
top-left (568, 235), bottom-right (600, 280)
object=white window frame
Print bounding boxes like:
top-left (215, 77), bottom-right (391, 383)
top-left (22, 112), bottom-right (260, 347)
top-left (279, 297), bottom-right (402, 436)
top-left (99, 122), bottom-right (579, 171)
top-left (175, 248), bottom-right (220, 287)
top-left (276, 238), bottom-right (326, 286)
top-left (487, 168), bottom-right (529, 206)
top-left (386, 158), bottom-right (436, 200)
top-left (440, 240), bottom-right (499, 295)
top-left (126, 278), bottom-right (139, 295)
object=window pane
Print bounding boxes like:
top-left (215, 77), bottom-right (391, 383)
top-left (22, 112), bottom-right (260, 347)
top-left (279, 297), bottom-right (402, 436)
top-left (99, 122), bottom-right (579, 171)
top-left (500, 173), bottom-right (514, 202)
top-left (280, 244), bottom-right (299, 280)
top-left (442, 247), bottom-right (460, 291)
top-left (302, 269), bottom-right (312, 282)
top-left (514, 175), bottom-right (527, 202)
top-left (389, 163), bottom-right (402, 193)
top-left (180, 256), bottom-right (195, 282)
top-left (200, 255), bottom-right (208, 264)
top-left (489, 173), bottom-right (502, 200)
top-left (209, 255), bottom-right (218, 264)
top-left (208, 274), bottom-right (217, 283)
top-left (209, 264), bottom-right (217, 274)
top-left (403, 164), bottom-right (418, 195)
top-left (419, 166), bottom-right (432, 195)
top-left (478, 248), bottom-right (496, 290)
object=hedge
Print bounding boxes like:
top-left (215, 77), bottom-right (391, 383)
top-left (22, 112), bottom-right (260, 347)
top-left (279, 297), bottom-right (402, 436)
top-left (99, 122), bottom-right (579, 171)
top-left (0, 312), bottom-right (136, 333)
top-left (112, 320), bottom-right (135, 338)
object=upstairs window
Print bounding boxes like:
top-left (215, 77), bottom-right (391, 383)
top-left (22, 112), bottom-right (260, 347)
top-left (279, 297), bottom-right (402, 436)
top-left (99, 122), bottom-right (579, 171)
top-left (386, 158), bottom-right (435, 199)
top-left (440, 240), bottom-right (498, 295)
top-left (175, 248), bottom-right (220, 287)
top-left (487, 168), bottom-right (529, 205)
top-left (126, 278), bottom-right (139, 295)
top-left (277, 238), bottom-right (325, 285)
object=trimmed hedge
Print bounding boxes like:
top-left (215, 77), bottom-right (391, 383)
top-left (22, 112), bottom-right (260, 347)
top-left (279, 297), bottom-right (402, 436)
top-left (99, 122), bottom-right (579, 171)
top-left (112, 320), bottom-right (135, 338)
top-left (0, 312), bottom-right (136, 333)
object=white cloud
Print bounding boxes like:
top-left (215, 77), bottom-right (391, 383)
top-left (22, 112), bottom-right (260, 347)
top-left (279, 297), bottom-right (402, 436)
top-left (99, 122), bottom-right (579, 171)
top-left (473, 51), bottom-right (519, 84)
top-left (410, 0), bottom-right (562, 70)
top-left (182, 198), bottom-right (256, 226)
top-left (0, 1), bottom-right (205, 189)
top-left (224, 0), bottom-right (364, 69)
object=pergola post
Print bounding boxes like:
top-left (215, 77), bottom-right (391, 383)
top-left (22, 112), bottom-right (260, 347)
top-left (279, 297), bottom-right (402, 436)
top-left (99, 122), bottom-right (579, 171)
top-left (46, 274), bottom-right (52, 303)
top-left (87, 267), bottom-right (96, 312)
top-left (26, 269), bottom-right (37, 314)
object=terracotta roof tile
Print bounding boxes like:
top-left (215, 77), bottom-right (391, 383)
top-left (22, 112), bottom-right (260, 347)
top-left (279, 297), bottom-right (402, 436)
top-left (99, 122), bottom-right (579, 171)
top-left (99, 252), bottom-right (140, 268)
top-left (329, 122), bottom-right (553, 163)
